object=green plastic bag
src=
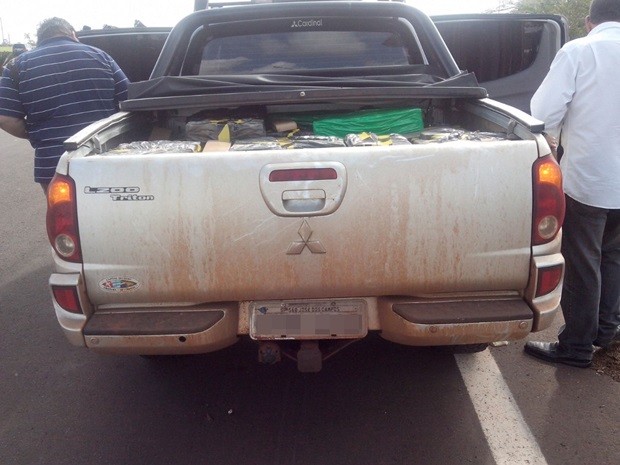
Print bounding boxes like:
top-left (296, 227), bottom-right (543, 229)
top-left (312, 108), bottom-right (424, 138)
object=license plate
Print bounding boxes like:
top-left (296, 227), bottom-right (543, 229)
top-left (250, 299), bottom-right (367, 340)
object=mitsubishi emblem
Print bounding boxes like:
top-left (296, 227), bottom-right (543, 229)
top-left (287, 220), bottom-right (326, 255)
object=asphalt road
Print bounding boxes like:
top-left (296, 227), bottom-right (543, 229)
top-left (0, 131), bottom-right (618, 465)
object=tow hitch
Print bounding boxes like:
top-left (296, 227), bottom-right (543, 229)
top-left (258, 340), bottom-right (358, 372)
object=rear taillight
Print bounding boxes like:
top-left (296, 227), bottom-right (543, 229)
top-left (532, 155), bottom-right (564, 245)
top-left (46, 174), bottom-right (82, 262)
top-left (51, 285), bottom-right (83, 314)
top-left (536, 265), bottom-right (563, 297)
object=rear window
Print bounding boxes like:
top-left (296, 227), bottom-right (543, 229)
top-left (198, 31), bottom-right (415, 75)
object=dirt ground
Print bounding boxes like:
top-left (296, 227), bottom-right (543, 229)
top-left (592, 343), bottom-right (620, 382)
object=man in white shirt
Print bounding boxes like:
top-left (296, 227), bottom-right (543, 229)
top-left (526, 0), bottom-right (620, 367)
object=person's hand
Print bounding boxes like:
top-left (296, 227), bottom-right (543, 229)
top-left (543, 133), bottom-right (558, 158)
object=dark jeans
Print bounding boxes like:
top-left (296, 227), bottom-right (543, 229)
top-left (558, 195), bottom-right (620, 359)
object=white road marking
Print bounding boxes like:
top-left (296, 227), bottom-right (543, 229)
top-left (455, 350), bottom-right (549, 465)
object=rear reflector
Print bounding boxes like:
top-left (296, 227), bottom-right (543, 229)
top-left (269, 168), bottom-right (337, 182)
top-left (536, 265), bottom-right (563, 297)
top-left (52, 286), bottom-right (83, 314)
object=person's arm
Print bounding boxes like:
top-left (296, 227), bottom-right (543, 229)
top-left (106, 53), bottom-right (129, 105)
top-left (0, 115), bottom-right (27, 138)
top-left (530, 47), bottom-right (577, 139)
top-left (0, 61), bottom-right (27, 137)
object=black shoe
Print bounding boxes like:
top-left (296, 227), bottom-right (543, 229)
top-left (593, 331), bottom-right (620, 349)
top-left (524, 341), bottom-right (592, 368)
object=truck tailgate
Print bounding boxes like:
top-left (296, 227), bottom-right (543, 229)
top-left (70, 140), bottom-right (536, 305)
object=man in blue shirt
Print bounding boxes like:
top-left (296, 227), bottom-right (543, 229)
top-left (0, 17), bottom-right (129, 193)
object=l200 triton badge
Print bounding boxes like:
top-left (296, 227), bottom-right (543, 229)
top-left (287, 220), bottom-right (326, 255)
top-left (84, 186), bottom-right (154, 201)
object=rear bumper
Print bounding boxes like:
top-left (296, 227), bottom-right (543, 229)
top-left (50, 280), bottom-right (560, 355)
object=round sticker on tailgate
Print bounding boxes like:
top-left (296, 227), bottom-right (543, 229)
top-left (99, 277), bottom-right (141, 292)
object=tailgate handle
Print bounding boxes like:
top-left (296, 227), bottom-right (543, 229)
top-left (282, 189), bottom-right (326, 213)
top-left (260, 162), bottom-right (347, 217)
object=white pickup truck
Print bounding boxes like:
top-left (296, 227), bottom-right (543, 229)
top-left (47, 1), bottom-right (566, 371)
